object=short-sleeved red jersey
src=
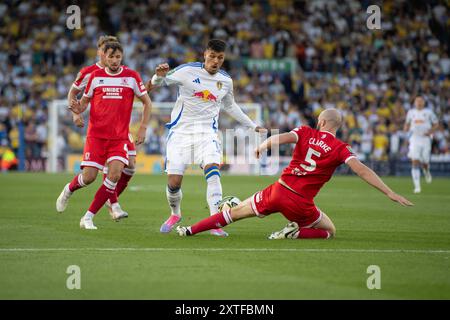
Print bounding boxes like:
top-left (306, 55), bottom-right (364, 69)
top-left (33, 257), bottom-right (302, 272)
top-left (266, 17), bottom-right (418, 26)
top-left (83, 66), bottom-right (147, 140)
top-left (72, 63), bottom-right (103, 90)
top-left (280, 126), bottom-right (356, 199)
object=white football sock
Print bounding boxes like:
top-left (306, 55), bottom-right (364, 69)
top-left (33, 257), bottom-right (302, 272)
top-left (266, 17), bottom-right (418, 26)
top-left (412, 167), bottom-right (421, 190)
top-left (84, 211), bottom-right (95, 220)
top-left (206, 174), bottom-right (222, 216)
top-left (166, 185), bottom-right (182, 216)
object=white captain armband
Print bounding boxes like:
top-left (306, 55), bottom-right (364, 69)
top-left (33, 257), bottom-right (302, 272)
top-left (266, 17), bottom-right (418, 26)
top-left (151, 74), bottom-right (165, 86)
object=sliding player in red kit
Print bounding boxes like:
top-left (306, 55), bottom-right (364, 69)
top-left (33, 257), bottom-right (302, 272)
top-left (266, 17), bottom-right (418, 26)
top-left (176, 109), bottom-right (413, 239)
top-left (60, 41), bottom-right (152, 229)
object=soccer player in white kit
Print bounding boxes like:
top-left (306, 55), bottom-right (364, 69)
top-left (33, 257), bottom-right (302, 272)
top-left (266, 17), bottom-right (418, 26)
top-left (149, 39), bottom-right (266, 236)
top-left (404, 96), bottom-right (439, 193)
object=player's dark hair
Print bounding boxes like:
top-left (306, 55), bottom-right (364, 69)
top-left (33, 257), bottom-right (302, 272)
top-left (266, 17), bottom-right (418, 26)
top-left (103, 41), bottom-right (123, 55)
top-left (206, 39), bottom-right (227, 52)
top-left (97, 35), bottom-right (118, 48)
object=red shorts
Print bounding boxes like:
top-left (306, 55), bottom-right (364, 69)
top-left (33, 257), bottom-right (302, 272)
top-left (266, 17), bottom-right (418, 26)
top-left (81, 137), bottom-right (129, 170)
top-left (127, 133), bottom-right (136, 157)
top-left (251, 181), bottom-right (323, 228)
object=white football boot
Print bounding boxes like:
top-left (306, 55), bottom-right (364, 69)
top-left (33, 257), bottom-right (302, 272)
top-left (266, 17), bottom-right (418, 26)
top-left (268, 222), bottom-right (299, 240)
top-left (80, 216), bottom-right (97, 230)
top-left (423, 168), bottom-right (432, 184)
top-left (105, 200), bottom-right (129, 221)
top-left (110, 202), bottom-right (129, 221)
top-left (56, 183), bottom-right (72, 213)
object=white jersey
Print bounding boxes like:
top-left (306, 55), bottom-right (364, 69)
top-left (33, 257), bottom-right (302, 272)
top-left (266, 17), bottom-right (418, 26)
top-left (405, 108), bottom-right (438, 139)
top-left (161, 62), bottom-right (256, 134)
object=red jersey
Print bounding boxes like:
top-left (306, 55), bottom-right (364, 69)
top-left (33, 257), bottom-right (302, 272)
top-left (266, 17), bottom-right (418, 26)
top-left (72, 62), bottom-right (103, 90)
top-left (280, 126), bottom-right (356, 199)
top-left (83, 66), bottom-right (147, 140)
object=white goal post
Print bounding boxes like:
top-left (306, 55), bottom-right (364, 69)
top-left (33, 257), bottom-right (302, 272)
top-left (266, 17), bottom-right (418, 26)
top-left (47, 100), bottom-right (264, 173)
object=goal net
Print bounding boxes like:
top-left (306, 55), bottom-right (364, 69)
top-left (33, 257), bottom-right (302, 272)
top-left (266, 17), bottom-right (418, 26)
top-left (48, 99), bottom-right (266, 175)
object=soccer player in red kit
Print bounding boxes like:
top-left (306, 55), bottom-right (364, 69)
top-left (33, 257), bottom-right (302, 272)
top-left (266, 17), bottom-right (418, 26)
top-left (58, 35), bottom-right (139, 220)
top-left (58, 42), bottom-right (152, 229)
top-left (176, 109), bottom-right (413, 239)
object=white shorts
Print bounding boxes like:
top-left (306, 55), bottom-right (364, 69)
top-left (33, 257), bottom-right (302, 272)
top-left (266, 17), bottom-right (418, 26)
top-left (165, 132), bottom-right (222, 175)
top-left (408, 137), bottom-right (431, 163)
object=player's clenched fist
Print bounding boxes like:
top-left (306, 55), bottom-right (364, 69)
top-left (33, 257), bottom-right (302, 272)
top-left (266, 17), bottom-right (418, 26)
top-left (155, 63), bottom-right (170, 77)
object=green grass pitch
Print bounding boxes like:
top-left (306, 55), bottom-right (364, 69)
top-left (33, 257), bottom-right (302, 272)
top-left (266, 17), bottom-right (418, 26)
top-left (0, 173), bottom-right (449, 299)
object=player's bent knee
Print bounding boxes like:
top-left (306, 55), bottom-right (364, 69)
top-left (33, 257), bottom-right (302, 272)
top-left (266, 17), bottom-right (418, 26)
top-left (168, 175), bottom-right (183, 190)
top-left (82, 175), bottom-right (96, 185)
top-left (82, 170), bottom-right (97, 185)
top-left (108, 173), bottom-right (122, 183)
top-left (327, 227), bottom-right (336, 239)
top-left (127, 156), bottom-right (136, 169)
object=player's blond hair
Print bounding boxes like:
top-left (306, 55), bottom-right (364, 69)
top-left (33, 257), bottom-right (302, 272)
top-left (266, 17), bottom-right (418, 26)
top-left (97, 35), bottom-right (118, 48)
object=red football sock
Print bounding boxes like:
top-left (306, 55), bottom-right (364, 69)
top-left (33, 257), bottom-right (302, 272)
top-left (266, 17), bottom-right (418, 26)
top-left (116, 168), bottom-right (134, 197)
top-left (101, 173), bottom-right (118, 204)
top-left (296, 228), bottom-right (330, 239)
top-left (87, 178), bottom-right (117, 214)
top-left (68, 173), bottom-right (86, 192)
top-left (109, 187), bottom-right (118, 205)
top-left (190, 210), bottom-right (233, 235)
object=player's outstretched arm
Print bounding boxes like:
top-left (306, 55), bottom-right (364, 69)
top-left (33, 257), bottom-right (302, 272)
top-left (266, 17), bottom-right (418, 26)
top-left (222, 101), bottom-right (267, 133)
top-left (255, 132), bottom-right (297, 159)
top-left (136, 93), bottom-right (152, 145)
top-left (347, 158), bottom-right (413, 207)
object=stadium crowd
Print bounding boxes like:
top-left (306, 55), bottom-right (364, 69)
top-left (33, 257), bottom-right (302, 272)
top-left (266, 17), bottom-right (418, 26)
top-left (0, 0), bottom-right (449, 171)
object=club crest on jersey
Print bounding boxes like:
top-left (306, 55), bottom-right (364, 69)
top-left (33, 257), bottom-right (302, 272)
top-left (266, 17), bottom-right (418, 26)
top-left (216, 81), bottom-right (223, 90)
top-left (121, 78), bottom-right (128, 86)
top-left (193, 90), bottom-right (217, 102)
top-left (99, 79), bottom-right (104, 84)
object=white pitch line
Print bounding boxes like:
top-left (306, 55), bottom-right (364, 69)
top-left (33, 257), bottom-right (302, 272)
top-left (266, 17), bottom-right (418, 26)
top-left (0, 248), bottom-right (449, 254)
